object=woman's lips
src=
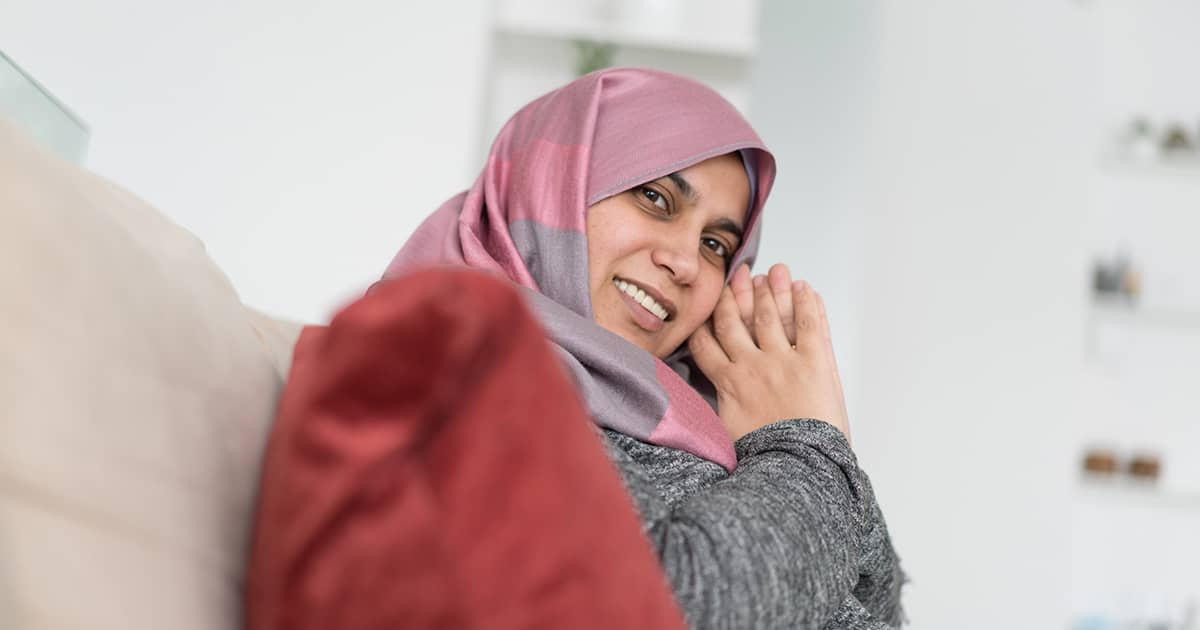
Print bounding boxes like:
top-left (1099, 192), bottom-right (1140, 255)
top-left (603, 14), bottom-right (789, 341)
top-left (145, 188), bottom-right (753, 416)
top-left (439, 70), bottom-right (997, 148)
top-left (618, 285), bottom-right (666, 332)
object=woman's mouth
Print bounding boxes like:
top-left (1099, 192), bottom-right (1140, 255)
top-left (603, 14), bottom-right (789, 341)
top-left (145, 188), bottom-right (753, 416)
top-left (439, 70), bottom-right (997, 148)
top-left (613, 277), bottom-right (672, 332)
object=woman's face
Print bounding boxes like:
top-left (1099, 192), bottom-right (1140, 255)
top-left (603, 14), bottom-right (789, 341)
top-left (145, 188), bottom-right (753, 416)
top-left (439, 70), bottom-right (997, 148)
top-left (586, 153), bottom-right (750, 358)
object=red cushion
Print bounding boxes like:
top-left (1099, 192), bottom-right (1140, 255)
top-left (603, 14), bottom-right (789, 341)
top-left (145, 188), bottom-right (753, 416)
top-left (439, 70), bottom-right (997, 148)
top-left (244, 269), bottom-right (687, 630)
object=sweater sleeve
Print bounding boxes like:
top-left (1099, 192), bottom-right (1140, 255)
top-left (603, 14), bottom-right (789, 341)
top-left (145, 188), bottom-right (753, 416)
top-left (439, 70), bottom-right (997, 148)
top-left (847, 477), bottom-right (906, 626)
top-left (823, 596), bottom-right (895, 630)
top-left (603, 419), bottom-right (903, 630)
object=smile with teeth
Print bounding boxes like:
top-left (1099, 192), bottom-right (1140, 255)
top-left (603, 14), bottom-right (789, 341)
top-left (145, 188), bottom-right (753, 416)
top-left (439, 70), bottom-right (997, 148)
top-left (613, 278), bottom-right (670, 321)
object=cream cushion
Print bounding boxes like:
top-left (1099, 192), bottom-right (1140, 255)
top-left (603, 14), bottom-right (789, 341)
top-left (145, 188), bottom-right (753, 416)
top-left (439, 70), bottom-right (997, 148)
top-left (0, 116), bottom-right (303, 630)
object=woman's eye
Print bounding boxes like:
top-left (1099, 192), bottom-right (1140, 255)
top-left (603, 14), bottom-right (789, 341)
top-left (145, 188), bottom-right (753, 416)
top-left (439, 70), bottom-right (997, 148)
top-left (702, 237), bottom-right (731, 263)
top-left (639, 186), bottom-right (669, 212)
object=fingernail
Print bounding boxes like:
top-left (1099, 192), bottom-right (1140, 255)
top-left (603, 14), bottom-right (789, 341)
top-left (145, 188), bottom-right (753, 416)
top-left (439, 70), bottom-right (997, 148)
top-left (796, 280), bottom-right (808, 292)
top-left (753, 275), bottom-right (765, 287)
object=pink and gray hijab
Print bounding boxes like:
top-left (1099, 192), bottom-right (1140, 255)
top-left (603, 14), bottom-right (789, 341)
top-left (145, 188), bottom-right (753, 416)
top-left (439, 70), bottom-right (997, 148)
top-left (382, 68), bottom-right (776, 470)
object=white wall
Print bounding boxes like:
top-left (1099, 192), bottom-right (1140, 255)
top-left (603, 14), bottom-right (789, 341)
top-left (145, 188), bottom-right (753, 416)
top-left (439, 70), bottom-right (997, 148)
top-left (1, 0), bottom-right (490, 323)
top-left (753, 1), bottom-right (1092, 628)
top-left (856, 3), bottom-right (1092, 627)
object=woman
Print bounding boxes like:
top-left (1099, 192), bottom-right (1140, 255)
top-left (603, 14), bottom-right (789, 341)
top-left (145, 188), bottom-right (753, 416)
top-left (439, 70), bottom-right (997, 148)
top-left (379, 67), bottom-right (904, 628)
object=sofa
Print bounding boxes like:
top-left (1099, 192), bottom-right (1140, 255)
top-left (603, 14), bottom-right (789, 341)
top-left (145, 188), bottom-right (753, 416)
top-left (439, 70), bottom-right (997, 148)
top-left (0, 115), bottom-right (304, 630)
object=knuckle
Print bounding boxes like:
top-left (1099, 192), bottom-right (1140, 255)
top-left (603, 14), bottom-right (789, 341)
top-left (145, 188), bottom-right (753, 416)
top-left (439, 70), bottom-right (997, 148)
top-left (714, 372), bottom-right (738, 395)
top-left (713, 317), bottom-right (738, 339)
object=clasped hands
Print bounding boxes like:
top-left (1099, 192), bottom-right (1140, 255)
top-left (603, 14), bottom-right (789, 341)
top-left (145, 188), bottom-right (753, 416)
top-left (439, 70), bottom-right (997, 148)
top-left (688, 264), bottom-right (851, 444)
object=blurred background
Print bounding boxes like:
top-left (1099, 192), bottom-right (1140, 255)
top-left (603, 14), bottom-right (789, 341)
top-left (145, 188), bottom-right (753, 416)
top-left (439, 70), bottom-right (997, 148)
top-left (3, 0), bottom-right (1199, 628)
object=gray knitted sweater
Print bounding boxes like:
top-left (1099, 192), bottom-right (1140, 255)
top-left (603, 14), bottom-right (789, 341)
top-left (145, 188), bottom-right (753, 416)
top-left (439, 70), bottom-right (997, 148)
top-left (602, 419), bottom-right (904, 630)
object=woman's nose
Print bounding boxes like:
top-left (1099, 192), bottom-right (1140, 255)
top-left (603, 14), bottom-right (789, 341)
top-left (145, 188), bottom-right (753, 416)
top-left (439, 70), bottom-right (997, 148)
top-left (651, 238), bottom-right (700, 285)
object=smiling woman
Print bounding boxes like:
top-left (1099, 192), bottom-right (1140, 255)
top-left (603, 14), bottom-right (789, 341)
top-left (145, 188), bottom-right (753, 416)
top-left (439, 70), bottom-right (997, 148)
top-left (372, 68), bottom-right (903, 629)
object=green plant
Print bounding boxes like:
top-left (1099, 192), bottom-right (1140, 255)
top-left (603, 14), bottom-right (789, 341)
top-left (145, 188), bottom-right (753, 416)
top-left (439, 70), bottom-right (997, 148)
top-left (573, 39), bottom-right (617, 76)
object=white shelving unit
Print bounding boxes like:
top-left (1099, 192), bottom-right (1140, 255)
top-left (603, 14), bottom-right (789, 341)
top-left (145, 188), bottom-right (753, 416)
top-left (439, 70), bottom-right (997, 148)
top-left (477, 0), bottom-right (761, 164)
top-left (1071, 5), bottom-right (1200, 622)
top-left (1076, 477), bottom-right (1200, 512)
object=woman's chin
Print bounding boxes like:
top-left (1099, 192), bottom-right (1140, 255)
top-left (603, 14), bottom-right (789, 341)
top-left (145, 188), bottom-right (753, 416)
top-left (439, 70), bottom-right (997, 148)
top-left (596, 309), bottom-right (686, 359)
top-left (623, 328), bottom-right (678, 360)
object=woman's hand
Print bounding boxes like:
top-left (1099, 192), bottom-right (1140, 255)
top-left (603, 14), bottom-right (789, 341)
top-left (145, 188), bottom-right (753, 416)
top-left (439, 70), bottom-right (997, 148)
top-left (728, 263), bottom-right (801, 345)
top-left (689, 268), bottom-right (851, 443)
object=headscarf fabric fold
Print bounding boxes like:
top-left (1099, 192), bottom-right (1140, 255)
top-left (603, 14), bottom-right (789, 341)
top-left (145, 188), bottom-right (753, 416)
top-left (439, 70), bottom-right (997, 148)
top-left (383, 68), bottom-right (776, 470)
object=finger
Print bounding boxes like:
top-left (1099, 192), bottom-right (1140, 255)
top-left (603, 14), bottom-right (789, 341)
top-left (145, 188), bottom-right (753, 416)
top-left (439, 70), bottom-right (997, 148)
top-left (750, 274), bottom-right (768, 342)
top-left (713, 285), bottom-right (758, 359)
top-left (815, 291), bottom-right (846, 392)
top-left (688, 321), bottom-right (731, 376)
top-left (813, 290), bottom-right (838, 371)
top-left (730, 264), bottom-right (754, 330)
top-left (752, 276), bottom-right (791, 352)
top-left (768, 264), bottom-right (795, 344)
top-left (791, 280), bottom-right (819, 352)
top-left (814, 286), bottom-right (832, 340)
top-left (807, 288), bottom-right (851, 444)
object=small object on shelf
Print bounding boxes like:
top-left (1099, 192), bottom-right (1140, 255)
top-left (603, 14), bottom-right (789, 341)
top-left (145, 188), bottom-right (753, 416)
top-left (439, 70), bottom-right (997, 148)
top-left (1114, 116), bottom-right (1200, 166)
top-left (1161, 123), bottom-right (1195, 157)
top-left (1082, 448), bottom-right (1119, 475)
top-left (1128, 453), bottom-right (1162, 482)
top-left (1091, 251), bottom-right (1141, 305)
top-left (1121, 266), bottom-right (1142, 302)
top-left (1125, 116), bottom-right (1158, 162)
top-left (1080, 448), bottom-right (1163, 483)
top-left (1092, 260), bottom-right (1121, 295)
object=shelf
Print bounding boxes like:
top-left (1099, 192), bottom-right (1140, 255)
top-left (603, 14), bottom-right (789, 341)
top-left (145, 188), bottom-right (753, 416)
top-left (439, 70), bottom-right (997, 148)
top-left (1098, 156), bottom-right (1200, 176)
top-left (493, 15), bottom-right (756, 59)
top-left (1075, 477), bottom-right (1200, 511)
top-left (1088, 300), bottom-right (1200, 332)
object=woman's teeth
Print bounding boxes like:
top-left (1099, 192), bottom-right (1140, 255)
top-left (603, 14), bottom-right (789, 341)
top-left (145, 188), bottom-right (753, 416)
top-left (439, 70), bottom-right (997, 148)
top-left (614, 278), bottom-right (669, 321)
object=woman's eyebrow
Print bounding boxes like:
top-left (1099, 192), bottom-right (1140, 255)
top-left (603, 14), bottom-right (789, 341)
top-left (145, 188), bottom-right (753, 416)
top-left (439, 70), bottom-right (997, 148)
top-left (662, 172), bottom-right (744, 242)
top-left (662, 172), bottom-right (743, 241)
top-left (711, 218), bottom-right (744, 242)
top-left (666, 173), bottom-right (698, 202)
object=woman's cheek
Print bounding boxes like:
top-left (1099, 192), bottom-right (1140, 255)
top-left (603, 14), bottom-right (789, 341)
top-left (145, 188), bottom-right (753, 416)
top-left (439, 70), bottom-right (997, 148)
top-left (700, 281), bottom-right (724, 320)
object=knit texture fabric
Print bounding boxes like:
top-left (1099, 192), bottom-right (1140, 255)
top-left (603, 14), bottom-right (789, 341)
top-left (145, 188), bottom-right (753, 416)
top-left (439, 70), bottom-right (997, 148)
top-left (603, 420), bottom-right (905, 629)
